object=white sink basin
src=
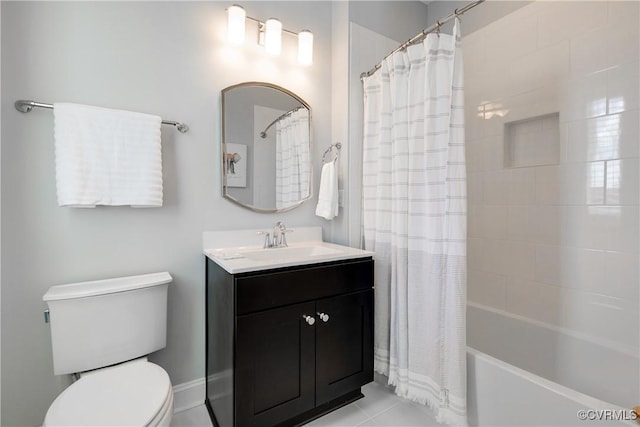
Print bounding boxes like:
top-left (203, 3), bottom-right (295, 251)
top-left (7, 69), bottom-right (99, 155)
top-left (241, 245), bottom-right (342, 261)
top-left (205, 239), bottom-right (373, 274)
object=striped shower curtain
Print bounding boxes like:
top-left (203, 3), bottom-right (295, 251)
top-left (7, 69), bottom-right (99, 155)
top-left (275, 109), bottom-right (311, 209)
top-left (362, 18), bottom-right (467, 426)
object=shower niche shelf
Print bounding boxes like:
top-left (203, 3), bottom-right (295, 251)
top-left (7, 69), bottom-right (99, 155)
top-left (504, 112), bottom-right (560, 168)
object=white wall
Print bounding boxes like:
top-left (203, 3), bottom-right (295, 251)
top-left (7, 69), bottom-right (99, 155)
top-left (253, 105), bottom-right (281, 208)
top-left (331, 1), bottom-right (429, 247)
top-left (329, 1), bottom-right (350, 245)
top-left (426, 1), bottom-right (531, 36)
top-left (349, 1), bottom-right (432, 42)
top-left (1, 2), bottom-right (333, 425)
top-left (464, 1), bottom-right (639, 356)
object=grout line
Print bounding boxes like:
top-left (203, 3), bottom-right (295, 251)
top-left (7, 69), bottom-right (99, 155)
top-left (355, 398), bottom-right (402, 420)
top-left (355, 416), bottom-right (376, 427)
top-left (366, 401), bottom-right (402, 421)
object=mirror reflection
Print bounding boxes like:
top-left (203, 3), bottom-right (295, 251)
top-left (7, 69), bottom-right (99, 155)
top-left (222, 82), bottom-right (312, 212)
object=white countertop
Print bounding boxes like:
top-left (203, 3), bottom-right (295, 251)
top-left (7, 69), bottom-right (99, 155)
top-left (203, 227), bottom-right (373, 274)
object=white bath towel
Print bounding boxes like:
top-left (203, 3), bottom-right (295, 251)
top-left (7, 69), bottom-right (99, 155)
top-left (315, 160), bottom-right (338, 220)
top-left (53, 103), bottom-right (163, 207)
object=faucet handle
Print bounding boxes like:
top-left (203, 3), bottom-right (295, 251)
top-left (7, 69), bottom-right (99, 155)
top-left (256, 231), bottom-right (272, 248)
top-left (279, 227), bottom-right (293, 247)
top-left (274, 221), bottom-right (292, 233)
top-left (270, 222), bottom-right (295, 247)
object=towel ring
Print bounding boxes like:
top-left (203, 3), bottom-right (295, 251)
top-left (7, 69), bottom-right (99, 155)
top-left (322, 142), bottom-right (342, 163)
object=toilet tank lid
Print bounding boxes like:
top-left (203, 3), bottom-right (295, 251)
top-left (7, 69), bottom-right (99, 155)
top-left (43, 272), bottom-right (172, 302)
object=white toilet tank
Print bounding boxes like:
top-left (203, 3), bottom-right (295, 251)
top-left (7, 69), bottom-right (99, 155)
top-left (43, 272), bottom-right (172, 375)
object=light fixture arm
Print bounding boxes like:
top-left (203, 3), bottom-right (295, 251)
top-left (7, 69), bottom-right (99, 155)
top-left (246, 16), bottom-right (297, 35)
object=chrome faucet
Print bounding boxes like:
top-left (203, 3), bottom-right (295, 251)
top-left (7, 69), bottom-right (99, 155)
top-left (257, 222), bottom-right (292, 248)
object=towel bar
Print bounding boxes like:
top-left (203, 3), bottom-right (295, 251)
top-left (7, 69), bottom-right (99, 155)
top-left (14, 100), bottom-right (189, 133)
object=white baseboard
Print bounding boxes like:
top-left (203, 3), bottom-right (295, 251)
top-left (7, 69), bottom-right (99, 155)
top-left (173, 377), bottom-right (205, 414)
top-left (173, 370), bottom-right (232, 414)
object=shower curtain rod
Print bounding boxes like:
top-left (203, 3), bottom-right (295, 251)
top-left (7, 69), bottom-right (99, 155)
top-left (360, 0), bottom-right (485, 79)
top-left (14, 100), bottom-right (190, 133)
top-left (259, 106), bottom-right (305, 139)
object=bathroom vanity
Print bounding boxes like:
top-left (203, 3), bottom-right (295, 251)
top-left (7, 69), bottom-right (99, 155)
top-left (204, 228), bottom-right (374, 427)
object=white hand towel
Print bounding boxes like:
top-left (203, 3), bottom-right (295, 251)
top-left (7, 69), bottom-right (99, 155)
top-left (53, 103), bottom-right (163, 207)
top-left (315, 160), bottom-right (339, 220)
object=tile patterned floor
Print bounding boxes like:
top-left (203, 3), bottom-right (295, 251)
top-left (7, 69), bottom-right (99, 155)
top-left (171, 382), bottom-right (440, 427)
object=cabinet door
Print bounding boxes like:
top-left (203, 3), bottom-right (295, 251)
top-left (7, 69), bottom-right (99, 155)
top-left (315, 290), bottom-right (374, 405)
top-left (236, 302), bottom-right (316, 427)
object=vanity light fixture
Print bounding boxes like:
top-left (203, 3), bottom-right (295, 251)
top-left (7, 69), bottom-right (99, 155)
top-left (226, 4), bottom-right (313, 66)
top-left (297, 30), bottom-right (313, 66)
top-left (226, 4), bottom-right (246, 44)
top-left (264, 18), bottom-right (282, 56)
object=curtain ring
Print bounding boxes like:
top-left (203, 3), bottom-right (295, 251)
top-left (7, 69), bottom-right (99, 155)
top-left (436, 21), bottom-right (441, 37)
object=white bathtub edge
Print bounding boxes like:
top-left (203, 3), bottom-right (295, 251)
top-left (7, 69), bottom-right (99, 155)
top-left (467, 301), bottom-right (638, 358)
top-left (467, 347), bottom-right (637, 426)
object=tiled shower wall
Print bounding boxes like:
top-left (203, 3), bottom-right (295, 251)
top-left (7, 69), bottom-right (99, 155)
top-left (464, 1), bottom-right (639, 353)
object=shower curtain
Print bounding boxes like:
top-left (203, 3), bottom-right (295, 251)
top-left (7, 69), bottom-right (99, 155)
top-left (275, 109), bottom-right (310, 209)
top-left (362, 18), bottom-right (467, 426)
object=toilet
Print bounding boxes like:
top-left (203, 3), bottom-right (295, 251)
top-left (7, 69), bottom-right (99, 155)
top-left (42, 272), bottom-right (174, 426)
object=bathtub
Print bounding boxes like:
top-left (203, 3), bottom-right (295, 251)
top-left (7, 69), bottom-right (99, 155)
top-left (466, 302), bottom-right (639, 426)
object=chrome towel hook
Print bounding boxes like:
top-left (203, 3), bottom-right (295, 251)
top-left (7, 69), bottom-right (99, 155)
top-left (321, 142), bottom-right (342, 163)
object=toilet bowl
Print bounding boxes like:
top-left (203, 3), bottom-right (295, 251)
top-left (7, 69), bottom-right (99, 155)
top-left (44, 358), bottom-right (173, 427)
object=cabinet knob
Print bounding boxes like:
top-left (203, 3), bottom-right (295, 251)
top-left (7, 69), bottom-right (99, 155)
top-left (302, 315), bottom-right (315, 326)
top-left (316, 312), bottom-right (329, 322)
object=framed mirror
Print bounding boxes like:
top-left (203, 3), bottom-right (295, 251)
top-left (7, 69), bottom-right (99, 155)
top-left (221, 82), bottom-right (312, 213)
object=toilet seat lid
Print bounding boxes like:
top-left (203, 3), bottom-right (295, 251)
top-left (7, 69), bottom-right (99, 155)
top-left (45, 360), bottom-right (171, 426)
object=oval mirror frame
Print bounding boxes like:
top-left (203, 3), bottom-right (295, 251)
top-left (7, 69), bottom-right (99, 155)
top-left (221, 82), bottom-right (312, 213)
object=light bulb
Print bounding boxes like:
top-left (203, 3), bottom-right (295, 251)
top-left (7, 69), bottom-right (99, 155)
top-left (264, 18), bottom-right (282, 56)
top-left (297, 30), bottom-right (313, 66)
top-left (227, 4), bottom-right (246, 44)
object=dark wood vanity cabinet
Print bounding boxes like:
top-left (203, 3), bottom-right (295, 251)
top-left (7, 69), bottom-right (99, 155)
top-left (205, 257), bottom-right (374, 427)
